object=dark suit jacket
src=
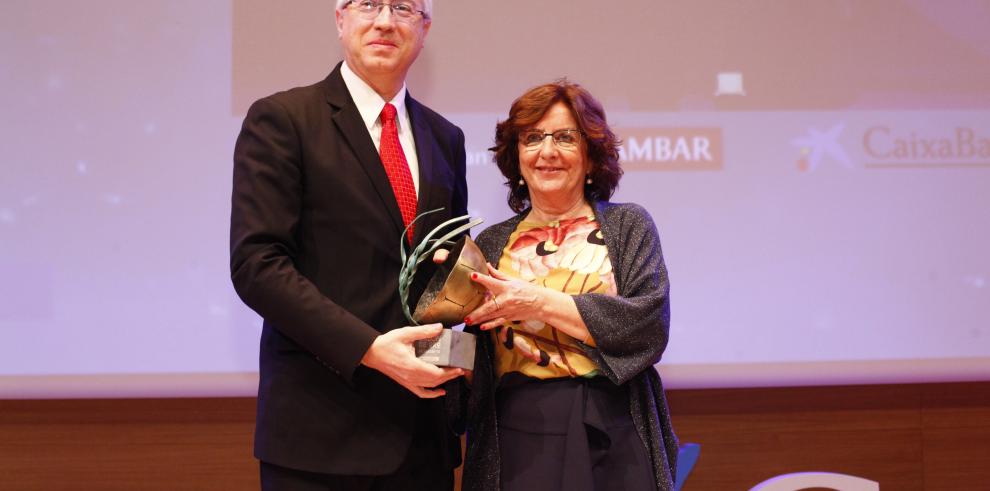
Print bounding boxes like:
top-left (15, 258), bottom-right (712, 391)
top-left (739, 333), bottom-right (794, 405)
top-left (230, 62), bottom-right (467, 475)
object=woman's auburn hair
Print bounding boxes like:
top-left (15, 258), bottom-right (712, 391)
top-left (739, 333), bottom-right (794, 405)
top-left (490, 80), bottom-right (623, 213)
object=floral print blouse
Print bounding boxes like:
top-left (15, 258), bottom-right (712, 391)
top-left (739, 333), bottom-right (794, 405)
top-left (493, 214), bottom-right (617, 381)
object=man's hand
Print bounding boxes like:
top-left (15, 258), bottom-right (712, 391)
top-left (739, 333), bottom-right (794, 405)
top-left (432, 248), bottom-right (449, 264)
top-left (361, 323), bottom-right (465, 398)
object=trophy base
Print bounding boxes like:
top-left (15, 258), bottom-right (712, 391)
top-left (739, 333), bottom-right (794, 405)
top-left (414, 329), bottom-right (476, 370)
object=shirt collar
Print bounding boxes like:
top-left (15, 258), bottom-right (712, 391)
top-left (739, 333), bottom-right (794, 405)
top-left (340, 61), bottom-right (409, 132)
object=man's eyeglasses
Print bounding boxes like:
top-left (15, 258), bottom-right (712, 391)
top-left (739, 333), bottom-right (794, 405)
top-left (519, 129), bottom-right (583, 150)
top-left (344, 1), bottom-right (428, 22)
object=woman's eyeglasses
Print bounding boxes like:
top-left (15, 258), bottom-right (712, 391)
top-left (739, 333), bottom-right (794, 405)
top-left (518, 129), bottom-right (583, 149)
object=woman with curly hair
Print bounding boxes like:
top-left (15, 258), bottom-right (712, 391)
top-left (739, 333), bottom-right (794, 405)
top-left (459, 80), bottom-right (678, 491)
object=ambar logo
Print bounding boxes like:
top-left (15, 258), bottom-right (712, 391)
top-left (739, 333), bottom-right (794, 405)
top-left (616, 128), bottom-right (723, 171)
top-left (863, 126), bottom-right (990, 168)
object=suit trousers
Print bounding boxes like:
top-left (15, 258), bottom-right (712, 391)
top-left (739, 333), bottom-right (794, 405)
top-left (260, 400), bottom-right (455, 491)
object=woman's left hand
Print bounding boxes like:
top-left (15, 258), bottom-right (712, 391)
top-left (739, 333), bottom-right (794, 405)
top-left (464, 263), bottom-right (544, 330)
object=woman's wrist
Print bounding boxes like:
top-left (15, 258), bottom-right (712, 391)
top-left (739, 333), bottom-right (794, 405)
top-left (537, 288), bottom-right (564, 324)
top-left (540, 288), bottom-right (588, 340)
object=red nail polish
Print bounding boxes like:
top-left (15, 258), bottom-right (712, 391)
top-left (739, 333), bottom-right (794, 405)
top-left (471, 272), bottom-right (478, 280)
top-left (464, 317), bottom-right (472, 324)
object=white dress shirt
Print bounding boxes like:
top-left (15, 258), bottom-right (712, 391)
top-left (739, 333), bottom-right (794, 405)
top-left (340, 61), bottom-right (421, 195)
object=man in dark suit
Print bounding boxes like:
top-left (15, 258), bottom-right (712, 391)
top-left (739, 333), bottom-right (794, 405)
top-left (230, 1), bottom-right (467, 488)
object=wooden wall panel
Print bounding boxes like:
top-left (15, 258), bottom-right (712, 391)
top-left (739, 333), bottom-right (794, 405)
top-left (0, 398), bottom-right (258, 490)
top-left (923, 426), bottom-right (990, 491)
top-left (667, 384), bottom-right (925, 490)
top-left (920, 383), bottom-right (990, 491)
top-left (1, 383), bottom-right (987, 490)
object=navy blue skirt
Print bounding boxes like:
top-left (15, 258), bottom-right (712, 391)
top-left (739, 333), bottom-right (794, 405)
top-left (495, 375), bottom-right (656, 491)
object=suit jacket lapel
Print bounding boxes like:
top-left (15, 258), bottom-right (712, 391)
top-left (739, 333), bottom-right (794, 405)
top-left (322, 63), bottom-right (406, 237)
top-left (406, 94), bottom-right (438, 245)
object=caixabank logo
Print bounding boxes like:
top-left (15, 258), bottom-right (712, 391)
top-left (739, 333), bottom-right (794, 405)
top-left (616, 128), bottom-right (724, 171)
top-left (791, 124), bottom-right (854, 172)
top-left (863, 126), bottom-right (990, 169)
top-left (792, 123), bottom-right (990, 172)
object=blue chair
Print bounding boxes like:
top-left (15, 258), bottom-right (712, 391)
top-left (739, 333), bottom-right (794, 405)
top-left (674, 443), bottom-right (701, 491)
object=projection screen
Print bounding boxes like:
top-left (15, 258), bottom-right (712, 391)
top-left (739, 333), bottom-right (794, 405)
top-left (1, 0), bottom-right (988, 398)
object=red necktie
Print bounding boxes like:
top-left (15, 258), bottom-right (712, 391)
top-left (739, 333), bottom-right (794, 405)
top-left (379, 103), bottom-right (418, 242)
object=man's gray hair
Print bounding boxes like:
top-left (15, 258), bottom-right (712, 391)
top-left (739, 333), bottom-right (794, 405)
top-left (335, 0), bottom-right (433, 18)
